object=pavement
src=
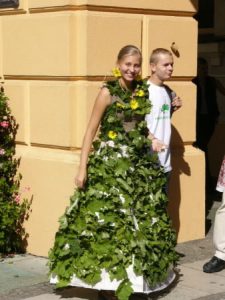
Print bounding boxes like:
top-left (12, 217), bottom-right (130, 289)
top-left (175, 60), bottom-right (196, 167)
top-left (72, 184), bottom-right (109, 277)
top-left (1, 193), bottom-right (225, 300)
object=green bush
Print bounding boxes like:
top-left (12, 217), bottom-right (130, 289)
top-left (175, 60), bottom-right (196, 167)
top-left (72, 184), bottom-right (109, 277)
top-left (0, 87), bottom-right (30, 254)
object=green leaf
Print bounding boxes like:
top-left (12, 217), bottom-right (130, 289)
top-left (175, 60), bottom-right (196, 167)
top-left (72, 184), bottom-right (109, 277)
top-left (69, 239), bottom-right (82, 256)
top-left (116, 279), bottom-right (133, 300)
top-left (116, 178), bottom-right (133, 193)
top-left (87, 199), bottom-right (105, 213)
top-left (109, 265), bottom-right (127, 281)
top-left (84, 271), bottom-right (101, 285)
top-left (56, 279), bottom-right (69, 288)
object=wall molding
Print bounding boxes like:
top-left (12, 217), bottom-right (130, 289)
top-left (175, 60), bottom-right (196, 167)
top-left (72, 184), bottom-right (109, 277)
top-left (26, 142), bottom-right (195, 151)
top-left (168, 76), bottom-right (195, 82)
top-left (4, 75), bottom-right (110, 81)
top-left (0, 8), bottom-right (26, 15)
top-left (28, 142), bottom-right (194, 151)
top-left (4, 75), bottom-right (194, 82)
top-left (30, 142), bottom-right (80, 151)
top-left (0, 5), bottom-right (196, 17)
top-left (16, 141), bottom-right (82, 151)
top-left (29, 5), bottom-right (195, 17)
top-left (16, 141), bottom-right (28, 146)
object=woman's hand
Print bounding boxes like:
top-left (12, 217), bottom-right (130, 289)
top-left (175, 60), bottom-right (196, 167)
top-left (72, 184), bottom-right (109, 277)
top-left (75, 168), bottom-right (87, 189)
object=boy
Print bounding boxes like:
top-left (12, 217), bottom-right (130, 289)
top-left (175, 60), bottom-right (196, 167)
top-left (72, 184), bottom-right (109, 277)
top-left (145, 48), bottom-right (182, 179)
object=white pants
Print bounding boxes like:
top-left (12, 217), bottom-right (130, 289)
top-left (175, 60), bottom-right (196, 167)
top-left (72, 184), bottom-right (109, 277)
top-left (214, 191), bottom-right (225, 260)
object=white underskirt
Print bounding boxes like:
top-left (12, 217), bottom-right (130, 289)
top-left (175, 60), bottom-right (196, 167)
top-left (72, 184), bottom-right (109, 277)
top-left (50, 265), bottom-right (175, 294)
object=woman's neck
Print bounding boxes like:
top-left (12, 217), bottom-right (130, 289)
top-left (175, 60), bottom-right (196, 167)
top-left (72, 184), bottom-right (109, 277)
top-left (119, 78), bottom-right (133, 92)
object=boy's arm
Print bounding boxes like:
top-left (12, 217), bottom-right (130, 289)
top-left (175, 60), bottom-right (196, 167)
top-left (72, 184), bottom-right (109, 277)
top-left (147, 132), bottom-right (167, 152)
top-left (164, 86), bottom-right (182, 113)
top-left (171, 91), bottom-right (182, 112)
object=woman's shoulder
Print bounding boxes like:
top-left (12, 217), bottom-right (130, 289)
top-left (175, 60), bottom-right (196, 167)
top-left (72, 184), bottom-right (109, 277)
top-left (101, 79), bottom-right (119, 96)
top-left (103, 79), bottom-right (117, 88)
top-left (100, 85), bottom-right (110, 95)
top-left (96, 82), bottom-right (112, 104)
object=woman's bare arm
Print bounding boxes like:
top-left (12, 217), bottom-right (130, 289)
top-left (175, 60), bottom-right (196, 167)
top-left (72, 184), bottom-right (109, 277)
top-left (75, 87), bottom-right (111, 188)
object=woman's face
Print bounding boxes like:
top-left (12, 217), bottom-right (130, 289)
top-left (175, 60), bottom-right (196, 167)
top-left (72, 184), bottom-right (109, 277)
top-left (117, 54), bottom-right (141, 84)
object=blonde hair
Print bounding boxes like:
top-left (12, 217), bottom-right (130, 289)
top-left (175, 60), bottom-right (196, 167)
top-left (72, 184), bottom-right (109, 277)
top-left (117, 45), bottom-right (142, 64)
top-left (149, 48), bottom-right (173, 64)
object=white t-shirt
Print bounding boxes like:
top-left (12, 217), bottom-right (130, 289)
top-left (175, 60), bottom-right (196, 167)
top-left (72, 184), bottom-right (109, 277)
top-left (145, 80), bottom-right (172, 172)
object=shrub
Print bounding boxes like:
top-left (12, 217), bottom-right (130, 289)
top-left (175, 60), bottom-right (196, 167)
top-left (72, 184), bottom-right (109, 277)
top-left (0, 86), bottom-right (30, 254)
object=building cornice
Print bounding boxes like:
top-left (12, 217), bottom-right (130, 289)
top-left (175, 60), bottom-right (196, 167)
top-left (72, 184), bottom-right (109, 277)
top-left (29, 5), bottom-right (195, 17)
top-left (4, 75), bottom-right (194, 82)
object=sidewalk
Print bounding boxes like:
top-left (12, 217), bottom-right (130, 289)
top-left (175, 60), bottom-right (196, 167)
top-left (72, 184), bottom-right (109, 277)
top-left (0, 199), bottom-right (224, 300)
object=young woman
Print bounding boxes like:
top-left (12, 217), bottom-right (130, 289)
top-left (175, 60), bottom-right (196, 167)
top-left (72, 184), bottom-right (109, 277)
top-left (49, 45), bottom-right (178, 300)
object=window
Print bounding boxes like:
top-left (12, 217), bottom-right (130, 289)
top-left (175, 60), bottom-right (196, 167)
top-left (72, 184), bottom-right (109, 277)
top-left (195, 0), bottom-right (214, 28)
top-left (0, 0), bottom-right (19, 8)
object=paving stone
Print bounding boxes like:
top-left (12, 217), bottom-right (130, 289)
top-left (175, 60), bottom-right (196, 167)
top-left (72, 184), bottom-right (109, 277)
top-left (0, 194), bottom-right (224, 300)
top-left (195, 292), bottom-right (225, 300)
top-left (179, 263), bottom-right (225, 295)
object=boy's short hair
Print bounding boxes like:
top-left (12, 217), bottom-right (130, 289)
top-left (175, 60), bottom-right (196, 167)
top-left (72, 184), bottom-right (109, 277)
top-left (149, 48), bottom-right (173, 64)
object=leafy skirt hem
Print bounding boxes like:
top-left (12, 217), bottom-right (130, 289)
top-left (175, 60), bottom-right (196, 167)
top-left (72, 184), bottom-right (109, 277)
top-left (50, 266), bottom-right (175, 294)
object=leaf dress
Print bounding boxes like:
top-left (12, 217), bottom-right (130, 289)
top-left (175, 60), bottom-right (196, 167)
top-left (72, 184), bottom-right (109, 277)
top-left (49, 79), bottom-right (178, 300)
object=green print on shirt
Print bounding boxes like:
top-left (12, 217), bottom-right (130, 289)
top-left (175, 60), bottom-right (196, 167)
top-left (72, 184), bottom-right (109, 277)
top-left (161, 104), bottom-right (170, 113)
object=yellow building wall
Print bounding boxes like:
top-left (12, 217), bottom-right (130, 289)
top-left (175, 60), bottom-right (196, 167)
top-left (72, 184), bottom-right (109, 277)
top-left (0, 0), bottom-right (203, 256)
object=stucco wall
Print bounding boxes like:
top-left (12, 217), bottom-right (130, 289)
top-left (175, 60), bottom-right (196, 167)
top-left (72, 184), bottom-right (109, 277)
top-left (0, 0), bottom-right (203, 256)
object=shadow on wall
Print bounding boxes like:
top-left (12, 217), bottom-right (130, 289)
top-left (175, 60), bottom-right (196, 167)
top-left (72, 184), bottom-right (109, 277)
top-left (190, 0), bottom-right (198, 11)
top-left (168, 125), bottom-right (191, 239)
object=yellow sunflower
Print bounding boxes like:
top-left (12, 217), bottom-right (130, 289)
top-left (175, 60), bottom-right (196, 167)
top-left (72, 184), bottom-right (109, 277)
top-left (136, 89), bottom-right (145, 97)
top-left (112, 67), bottom-right (121, 78)
top-left (108, 130), bottom-right (117, 139)
top-left (130, 99), bottom-right (139, 110)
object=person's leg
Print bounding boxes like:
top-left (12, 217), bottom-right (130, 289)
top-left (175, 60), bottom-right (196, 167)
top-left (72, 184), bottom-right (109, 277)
top-left (196, 115), bottom-right (209, 151)
top-left (205, 118), bottom-right (216, 193)
top-left (214, 191), bottom-right (225, 260)
top-left (203, 191), bottom-right (225, 273)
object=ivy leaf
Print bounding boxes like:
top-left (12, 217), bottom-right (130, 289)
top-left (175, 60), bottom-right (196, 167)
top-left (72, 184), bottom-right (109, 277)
top-left (87, 199), bottom-right (105, 213)
top-left (84, 271), bottom-right (101, 285)
top-left (114, 158), bottom-right (130, 177)
top-left (107, 115), bottom-right (117, 123)
top-left (133, 257), bottom-right (142, 276)
top-left (56, 279), bottom-right (69, 288)
top-left (69, 239), bottom-right (82, 256)
top-left (116, 279), bottom-right (133, 300)
top-left (109, 265), bottom-right (127, 281)
top-left (71, 215), bottom-right (86, 232)
top-left (58, 216), bottom-right (68, 229)
top-left (116, 178), bottom-right (133, 193)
